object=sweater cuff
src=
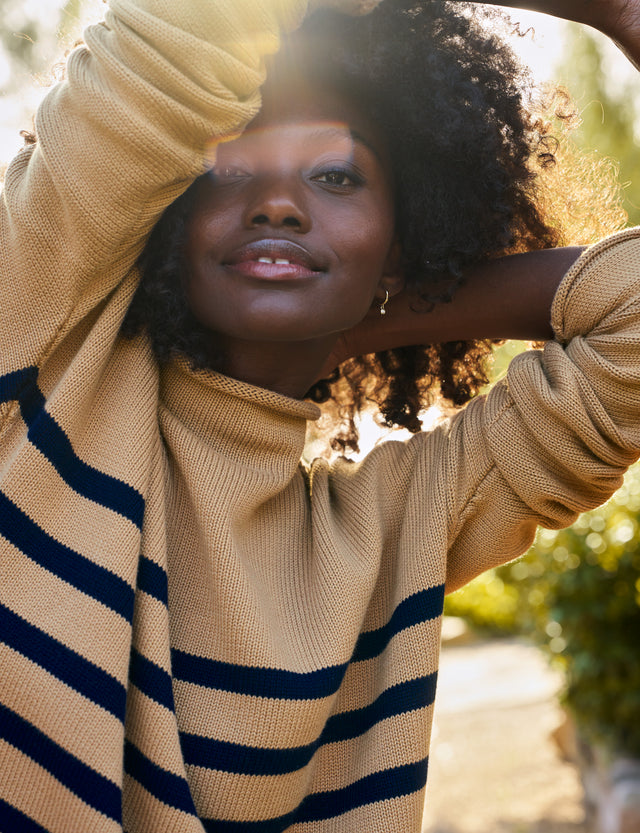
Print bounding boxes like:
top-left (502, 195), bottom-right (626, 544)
top-left (551, 227), bottom-right (640, 345)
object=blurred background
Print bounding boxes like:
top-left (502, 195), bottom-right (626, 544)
top-left (2, 2), bottom-right (639, 831)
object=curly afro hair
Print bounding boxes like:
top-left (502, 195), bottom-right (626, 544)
top-left (122, 0), bottom-right (572, 451)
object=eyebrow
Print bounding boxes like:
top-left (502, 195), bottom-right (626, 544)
top-left (307, 126), bottom-right (383, 162)
top-left (351, 130), bottom-right (383, 162)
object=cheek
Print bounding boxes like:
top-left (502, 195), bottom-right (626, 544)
top-left (186, 196), bottom-right (237, 255)
top-left (332, 206), bottom-right (396, 277)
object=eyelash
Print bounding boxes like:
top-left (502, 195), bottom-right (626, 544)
top-left (211, 166), bottom-right (247, 180)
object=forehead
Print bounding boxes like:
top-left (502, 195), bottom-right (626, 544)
top-left (242, 75), bottom-right (387, 160)
top-left (214, 122), bottom-right (375, 169)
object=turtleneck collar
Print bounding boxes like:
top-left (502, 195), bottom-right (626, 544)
top-left (160, 358), bottom-right (321, 473)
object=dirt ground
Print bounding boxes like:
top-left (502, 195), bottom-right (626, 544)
top-left (422, 636), bottom-right (588, 833)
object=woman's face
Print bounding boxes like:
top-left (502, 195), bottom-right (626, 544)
top-left (184, 78), bottom-right (398, 347)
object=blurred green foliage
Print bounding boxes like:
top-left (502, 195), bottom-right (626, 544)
top-left (556, 24), bottom-right (640, 226)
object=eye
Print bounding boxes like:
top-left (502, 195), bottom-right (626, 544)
top-left (211, 165), bottom-right (249, 180)
top-left (312, 168), bottom-right (363, 188)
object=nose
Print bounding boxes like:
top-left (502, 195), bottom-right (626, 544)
top-left (242, 174), bottom-right (311, 233)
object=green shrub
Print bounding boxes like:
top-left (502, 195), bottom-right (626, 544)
top-left (445, 464), bottom-right (640, 756)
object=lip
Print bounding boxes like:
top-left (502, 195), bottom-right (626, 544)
top-left (223, 239), bottom-right (325, 280)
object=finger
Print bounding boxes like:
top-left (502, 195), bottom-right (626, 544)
top-left (310, 0), bottom-right (383, 16)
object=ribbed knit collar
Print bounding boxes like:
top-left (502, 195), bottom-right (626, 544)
top-left (160, 358), bottom-right (321, 471)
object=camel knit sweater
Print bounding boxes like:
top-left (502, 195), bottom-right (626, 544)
top-left (2, 0), bottom-right (640, 829)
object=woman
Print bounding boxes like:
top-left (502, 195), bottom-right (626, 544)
top-left (0, 0), bottom-right (639, 830)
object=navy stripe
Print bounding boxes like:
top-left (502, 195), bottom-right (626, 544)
top-left (0, 703), bottom-right (121, 822)
top-left (352, 585), bottom-right (445, 663)
top-left (0, 366), bottom-right (37, 404)
top-left (171, 649), bottom-right (348, 700)
top-left (200, 759), bottom-right (428, 831)
top-left (136, 555), bottom-right (168, 606)
top-left (0, 366), bottom-right (144, 529)
top-left (203, 813), bottom-right (293, 833)
top-left (180, 732), bottom-right (316, 776)
top-left (0, 603), bottom-right (126, 720)
top-left (172, 587), bottom-right (443, 700)
top-left (295, 758), bottom-right (428, 823)
top-left (322, 672), bottom-right (437, 745)
top-left (124, 740), bottom-right (196, 816)
top-left (0, 490), bottom-right (134, 622)
top-left (129, 648), bottom-right (174, 711)
top-left (0, 799), bottom-right (51, 833)
top-left (180, 672), bottom-right (437, 775)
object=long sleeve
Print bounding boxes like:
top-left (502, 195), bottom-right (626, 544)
top-left (0, 0), bottom-right (307, 376)
top-left (445, 227), bottom-right (640, 591)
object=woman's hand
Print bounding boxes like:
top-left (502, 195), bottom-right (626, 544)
top-left (309, 0), bottom-right (384, 16)
top-left (471, 0), bottom-right (640, 70)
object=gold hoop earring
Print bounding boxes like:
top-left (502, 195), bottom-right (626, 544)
top-left (379, 290), bottom-right (389, 316)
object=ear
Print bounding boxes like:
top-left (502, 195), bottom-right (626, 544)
top-left (375, 239), bottom-right (404, 300)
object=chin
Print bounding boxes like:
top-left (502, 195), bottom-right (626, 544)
top-left (205, 313), bottom-right (337, 342)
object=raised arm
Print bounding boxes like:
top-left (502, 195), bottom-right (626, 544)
top-left (439, 227), bottom-right (640, 591)
top-left (329, 246), bottom-right (583, 370)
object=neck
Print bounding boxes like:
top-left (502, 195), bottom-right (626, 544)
top-left (209, 334), bottom-right (339, 399)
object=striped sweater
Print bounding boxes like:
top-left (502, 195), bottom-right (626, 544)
top-left (2, 0), bottom-right (640, 829)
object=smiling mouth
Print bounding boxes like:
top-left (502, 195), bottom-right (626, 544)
top-left (224, 239), bottom-right (325, 280)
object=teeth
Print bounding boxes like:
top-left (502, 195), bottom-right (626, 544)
top-left (256, 257), bottom-right (291, 265)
